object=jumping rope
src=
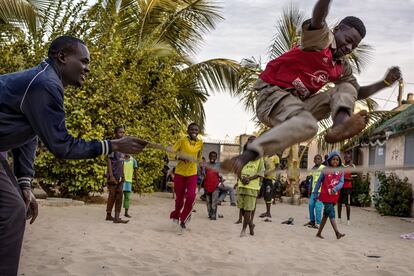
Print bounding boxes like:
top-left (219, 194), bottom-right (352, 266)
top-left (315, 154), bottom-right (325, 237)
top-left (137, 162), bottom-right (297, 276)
top-left (145, 140), bottom-right (414, 176)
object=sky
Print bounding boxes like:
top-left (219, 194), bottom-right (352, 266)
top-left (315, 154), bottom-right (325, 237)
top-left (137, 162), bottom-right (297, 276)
top-left (195, 0), bottom-right (414, 141)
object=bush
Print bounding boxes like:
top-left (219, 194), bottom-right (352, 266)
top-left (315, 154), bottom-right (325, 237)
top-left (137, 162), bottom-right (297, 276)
top-left (350, 175), bottom-right (371, 207)
top-left (373, 172), bottom-right (413, 217)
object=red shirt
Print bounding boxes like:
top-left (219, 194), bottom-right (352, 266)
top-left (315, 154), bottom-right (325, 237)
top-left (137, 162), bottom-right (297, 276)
top-left (259, 46), bottom-right (343, 99)
top-left (343, 163), bottom-right (355, 188)
top-left (319, 171), bottom-right (344, 204)
top-left (204, 167), bottom-right (220, 193)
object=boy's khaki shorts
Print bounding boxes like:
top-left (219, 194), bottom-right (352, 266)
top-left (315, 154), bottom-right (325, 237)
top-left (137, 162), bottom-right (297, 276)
top-left (247, 79), bottom-right (358, 157)
top-left (255, 79), bottom-right (357, 128)
top-left (237, 188), bottom-right (258, 211)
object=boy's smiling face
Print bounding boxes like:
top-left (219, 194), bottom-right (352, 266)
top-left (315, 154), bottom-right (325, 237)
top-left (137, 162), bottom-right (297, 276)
top-left (209, 152), bottom-right (217, 163)
top-left (333, 24), bottom-right (363, 59)
top-left (187, 124), bottom-right (199, 140)
top-left (314, 155), bottom-right (322, 166)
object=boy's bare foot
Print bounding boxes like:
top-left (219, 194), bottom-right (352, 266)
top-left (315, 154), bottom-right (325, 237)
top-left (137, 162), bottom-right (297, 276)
top-left (113, 218), bottom-right (129, 224)
top-left (106, 214), bottom-right (114, 221)
top-left (259, 212), bottom-right (271, 218)
top-left (309, 224), bottom-right (319, 229)
top-left (249, 224), bottom-right (255, 236)
top-left (325, 110), bottom-right (369, 143)
top-left (125, 214), bottom-right (132, 218)
top-left (234, 219), bottom-right (242, 224)
top-left (316, 233), bottom-right (324, 239)
top-left (336, 232), bottom-right (346, 239)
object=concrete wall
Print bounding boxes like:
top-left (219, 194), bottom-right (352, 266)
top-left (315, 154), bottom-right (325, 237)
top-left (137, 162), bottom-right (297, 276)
top-left (361, 135), bottom-right (414, 216)
top-left (220, 144), bottom-right (240, 161)
top-left (307, 140), bottom-right (319, 170)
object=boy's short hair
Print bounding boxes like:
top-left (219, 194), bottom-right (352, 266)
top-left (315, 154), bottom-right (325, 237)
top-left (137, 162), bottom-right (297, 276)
top-left (209, 151), bottom-right (217, 157)
top-left (114, 126), bottom-right (124, 133)
top-left (339, 16), bottom-right (366, 38)
top-left (188, 122), bottom-right (198, 129)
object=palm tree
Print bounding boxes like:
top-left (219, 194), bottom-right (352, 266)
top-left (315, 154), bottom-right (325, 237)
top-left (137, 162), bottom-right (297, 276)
top-left (0, 0), bottom-right (56, 34)
top-left (0, 0), bottom-right (243, 131)
top-left (82, 0), bottom-right (244, 131)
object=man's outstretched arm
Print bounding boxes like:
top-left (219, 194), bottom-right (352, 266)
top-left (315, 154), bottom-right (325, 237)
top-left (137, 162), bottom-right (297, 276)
top-left (310, 0), bottom-right (332, 29)
top-left (358, 66), bottom-right (402, 100)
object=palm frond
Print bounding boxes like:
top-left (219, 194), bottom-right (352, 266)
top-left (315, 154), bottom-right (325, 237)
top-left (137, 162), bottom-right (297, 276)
top-left (228, 57), bottom-right (262, 113)
top-left (357, 98), bottom-right (378, 112)
top-left (0, 0), bottom-right (59, 34)
top-left (182, 58), bottom-right (241, 94)
top-left (175, 74), bottom-right (208, 131)
top-left (155, 0), bottom-right (223, 56)
top-left (316, 110), bottom-right (397, 152)
top-left (268, 3), bottom-right (304, 59)
top-left (345, 43), bottom-right (374, 74)
top-left (0, 0), bottom-right (38, 33)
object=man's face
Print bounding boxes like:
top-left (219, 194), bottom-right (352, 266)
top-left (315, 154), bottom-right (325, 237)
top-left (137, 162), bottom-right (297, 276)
top-left (209, 153), bottom-right (217, 163)
top-left (314, 155), bottom-right (322, 166)
top-left (115, 128), bottom-right (125, 139)
top-left (187, 125), bottom-right (199, 140)
top-left (344, 153), bottom-right (352, 164)
top-left (330, 156), bottom-right (340, 167)
top-left (333, 24), bottom-right (362, 59)
top-left (61, 43), bottom-right (90, 87)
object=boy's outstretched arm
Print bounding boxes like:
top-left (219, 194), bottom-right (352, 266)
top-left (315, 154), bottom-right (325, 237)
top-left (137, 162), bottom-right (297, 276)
top-left (310, 0), bottom-right (332, 29)
top-left (357, 66), bottom-right (402, 100)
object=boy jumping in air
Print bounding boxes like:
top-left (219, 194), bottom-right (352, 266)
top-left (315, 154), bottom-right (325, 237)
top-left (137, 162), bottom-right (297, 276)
top-left (222, 0), bottom-right (401, 175)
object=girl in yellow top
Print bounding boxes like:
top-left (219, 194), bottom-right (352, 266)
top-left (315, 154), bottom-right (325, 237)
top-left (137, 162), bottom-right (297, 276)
top-left (234, 136), bottom-right (264, 237)
top-left (169, 123), bottom-right (203, 230)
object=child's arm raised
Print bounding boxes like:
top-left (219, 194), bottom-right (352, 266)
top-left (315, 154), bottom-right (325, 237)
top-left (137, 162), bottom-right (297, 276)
top-left (310, 0), bottom-right (332, 29)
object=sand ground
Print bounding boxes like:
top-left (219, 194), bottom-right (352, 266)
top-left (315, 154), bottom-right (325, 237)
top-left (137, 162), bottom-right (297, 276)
top-left (19, 193), bottom-right (414, 276)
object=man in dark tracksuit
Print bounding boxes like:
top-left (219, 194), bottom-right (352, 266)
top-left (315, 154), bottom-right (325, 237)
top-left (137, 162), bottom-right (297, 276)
top-left (0, 36), bottom-right (147, 275)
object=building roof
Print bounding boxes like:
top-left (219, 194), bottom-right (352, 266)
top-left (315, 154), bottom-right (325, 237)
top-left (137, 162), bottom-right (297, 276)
top-left (372, 104), bottom-right (414, 136)
top-left (343, 104), bottom-right (413, 150)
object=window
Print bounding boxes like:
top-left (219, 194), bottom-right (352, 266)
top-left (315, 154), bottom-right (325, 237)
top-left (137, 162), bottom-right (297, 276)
top-left (404, 132), bottom-right (414, 165)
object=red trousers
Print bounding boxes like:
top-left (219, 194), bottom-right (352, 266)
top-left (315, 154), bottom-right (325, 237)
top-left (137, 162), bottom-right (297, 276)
top-left (170, 174), bottom-right (197, 225)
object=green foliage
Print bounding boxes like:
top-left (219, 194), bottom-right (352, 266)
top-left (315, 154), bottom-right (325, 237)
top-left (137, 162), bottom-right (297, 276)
top-left (373, 172), bottom-right (413, 217)
top-left (35, 38), bottom-right (183, 196)
top-left (1, 0), bottom-right (244, 197)
top-left (350, 175), bottom-right (371, 207)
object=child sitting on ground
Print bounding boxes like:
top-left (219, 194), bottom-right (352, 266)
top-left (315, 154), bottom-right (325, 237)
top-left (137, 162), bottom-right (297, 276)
top-left (312, 151), bottom-right (345, 239)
